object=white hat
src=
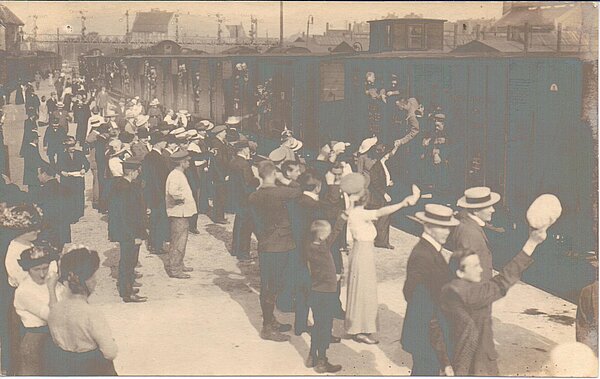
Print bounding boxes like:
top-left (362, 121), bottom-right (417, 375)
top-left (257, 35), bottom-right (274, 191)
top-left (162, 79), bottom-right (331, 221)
top-left (185, 130), bottom-right (200, 140)
top-left (415, 204), bottom-right (460, 227)
top-left (332, 141), bottom-right (351, 154)
top-left (169, 127), bottom-right (186, 136)
top-left (225, 116), bottom-right (241, 125)
top-left (287, 138), bottom-right (303, 152)
top-left (457, 187), bottom-right (501, 209)
top-left (134, 114), bottom-right (150, 127)
top-left (178, 109), bottom-right (189, 116)
top-left (526, 194), bottom-right (562, 230)
top-left (358, 137), bottom-right (378, 154)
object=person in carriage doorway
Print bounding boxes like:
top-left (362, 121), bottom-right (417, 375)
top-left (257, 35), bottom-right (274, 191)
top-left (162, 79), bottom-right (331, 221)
top-left (367, 143), bottom-right (400, 249)
top-left (420, 112), bottom-right (451, 200)
top-left (229, 140), bottom-right (260, 261)
top-left (208, 124), bottom-right (230, 224)
top-left (393, 97), bottom-right (422, 186)
top-left (57, 136), bottom-right (90, 223)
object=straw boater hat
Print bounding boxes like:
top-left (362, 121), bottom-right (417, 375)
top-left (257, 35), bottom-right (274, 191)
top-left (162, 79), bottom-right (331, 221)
top-left (104, 109), bottom-right (117, 118)
top-left (57, 102), bottom-right (64, 108)
top-left (340, 173), bottom-right (368, 195)
top-left (135, 114), bottom-right (150, 127)
top-left (225, 116), bottom-right (241, 125)
top-left (178, 110), bottom-right (190, 117)
top-left (415, 204), bottom-right (460, 227)
top-left (108, 140), bottom-right (126, 157)
top-left (198, 120), bottom-right (214, 132)
top-left (332, 141), bottom-right (351, 154)
top-left (358, 137), bottom-right (378, 155)
top-left (457, 187), bottom-right (501, 209)
top-left (287, 138), bottom-right (303, 152)
top-left (185, 130), bottom-right (200, 140)
top-left (169, 127), bottom-right (186, 136)
top-left (63, 136), bottom-right (77, 146)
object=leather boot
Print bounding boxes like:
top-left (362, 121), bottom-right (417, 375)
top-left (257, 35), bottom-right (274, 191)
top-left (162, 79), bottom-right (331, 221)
top-left (314, 358), bottom-right (342, 373)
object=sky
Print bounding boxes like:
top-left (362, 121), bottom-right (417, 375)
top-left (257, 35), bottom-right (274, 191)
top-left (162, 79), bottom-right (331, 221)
top-left (4, 1), bottom-right (504, 38)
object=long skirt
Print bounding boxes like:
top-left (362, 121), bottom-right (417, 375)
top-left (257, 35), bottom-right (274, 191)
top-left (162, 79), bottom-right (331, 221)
top-left (344, 240), bottom-right (379, 335)
top-left (18, 327), bottom-right (49, 375)
top-left (45, 341), bottom-right (117, 376)
top-left (62, 176), bottom-right (85, 222)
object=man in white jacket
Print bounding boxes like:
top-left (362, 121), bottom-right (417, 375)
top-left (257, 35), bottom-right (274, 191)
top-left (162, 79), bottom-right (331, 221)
top-left (165, 150), bottom-right (197, 279)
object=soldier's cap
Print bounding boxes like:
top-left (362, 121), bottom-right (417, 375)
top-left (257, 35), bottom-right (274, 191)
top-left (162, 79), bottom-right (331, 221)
top-left (90, 118), bottom-right (102, 128)
top-left (137, 127), bottom-right (150, 139)
top-left (170, 150), bottom-right (190, 161)
top-left (232, 140), bottom-right (250, 150)
top-left (211, 124), bottom-right (227, 135)
top-left (51, 119), bottom-right (60, 127)
top-left (268, 147), bottom-right (287, 164)
top-left (56, 102), bottom-right (64, 108)
top-left (434, 113), bottom-right (446, 120)
top-left (178, 109), bottom-right (190, 116)
top-left (225, 116), bottom-right (241, 125)
top-left (121, 157), bottom-right (143, 170)
top-left (415, 204), bottom-right (460, 227)
top-left (63, 136), bottom-right (76, 146)
top-left (149, 99), bottom-right (160, 106)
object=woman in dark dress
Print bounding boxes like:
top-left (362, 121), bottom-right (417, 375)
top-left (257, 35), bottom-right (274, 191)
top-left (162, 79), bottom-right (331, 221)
top-left (19, 111), bottom-right (38, 157)
top-left (57, 137), bottom-right (90, 223)
top-left (21, 133), bottom-right (43, 193)
top-left (14, 82), bottom-right (25, 106)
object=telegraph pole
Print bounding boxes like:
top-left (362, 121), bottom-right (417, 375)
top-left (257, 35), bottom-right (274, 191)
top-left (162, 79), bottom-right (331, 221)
top-left (125, 10), bottom-right (130, 35)
top-left (279, 0), bottom-right (283, 46)
top-left (80, 11), bottom-right (87, 38)
top-left (175, 13), bottom-right (180, 42)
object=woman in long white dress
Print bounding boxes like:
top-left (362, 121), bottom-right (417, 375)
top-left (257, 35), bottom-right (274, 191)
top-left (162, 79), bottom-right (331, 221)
top-left (341, 173), bottom-right (420, 344)
top-left (38, 96), bottom-right (49, 127)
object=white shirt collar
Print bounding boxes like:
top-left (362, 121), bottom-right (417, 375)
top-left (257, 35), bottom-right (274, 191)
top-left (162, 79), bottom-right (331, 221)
top-left (421, 232), bottom-right (442, 253)
top-left (303, 191), bottom-right (319, 201)
top-left (468, 213), bottom-right (486, 227)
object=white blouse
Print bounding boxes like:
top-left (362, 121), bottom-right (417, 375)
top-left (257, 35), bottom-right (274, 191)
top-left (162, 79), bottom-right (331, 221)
top-left (347, 206), bottom-right (378, 242)
top-left (14, 277), bottom-right (65, 328)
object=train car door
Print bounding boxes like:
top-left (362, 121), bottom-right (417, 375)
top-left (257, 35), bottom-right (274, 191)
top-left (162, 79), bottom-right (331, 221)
top-left (269, 61), bottom-right (293, 137)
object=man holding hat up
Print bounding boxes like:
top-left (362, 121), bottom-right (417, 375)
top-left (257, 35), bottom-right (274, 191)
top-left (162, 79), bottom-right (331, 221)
top-left (108, 157), bottom-right (147, 303)
top-left (209, 124), bottom-right (230, 224)
top-left (444, 186), bottom-right (502, 374)
top-left (401, 203), bottom-right (458, 376)
top-left (165, 150), bottom-right (197, 279)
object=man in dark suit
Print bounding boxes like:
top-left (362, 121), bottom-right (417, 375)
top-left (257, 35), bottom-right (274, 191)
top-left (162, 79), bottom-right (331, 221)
top-left (368, 143), bottom-right (400, 249)
top-left (229, 140), bottom-right (260, 261)
top-left (73, 95), bottom-right (91, 146)
top-left (248, 160), bottom-right (301, 342)
top-left (401, 204), bottom-right (458, 376)
top-left (42, 119), bottom-right (67, 166)
top-left (36, 164), bottom-right (72, 252)
top-left (108, 157), bottom-right (148, 303)
top-left (141, 132), bottom-right (170, 255)
top-left (131, 127), bottom-right (151, 159)
top-left (46, 92), bottom-right (58, 115)
top-left (209, 125), bottom-right (230, 224)
top-left (444, 186), bottom-right (502, 374)
top-left (441, 227), bottom-right (548, 375)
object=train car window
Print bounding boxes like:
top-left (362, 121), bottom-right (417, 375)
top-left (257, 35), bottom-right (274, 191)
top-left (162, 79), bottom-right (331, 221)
top-left (392, 24), bottom-right (407, 50)
top-left (320, 62), bottom-right (344, 102)
top-left (408, 25), bottom-right (424, 49)
top-left (222, 60), bottom-right (232, 80)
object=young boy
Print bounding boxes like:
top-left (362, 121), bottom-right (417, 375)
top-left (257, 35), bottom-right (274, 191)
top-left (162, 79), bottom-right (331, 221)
top-left (440, 226), bottom-right (548, 375)
top-left (305, 218), bottom-right (347, 373)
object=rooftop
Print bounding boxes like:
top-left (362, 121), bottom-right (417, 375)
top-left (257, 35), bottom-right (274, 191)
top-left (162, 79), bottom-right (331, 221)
top-left (0, 4), bottom-right (24, 26)
top-left (131, 10), bottom-right (174, 34)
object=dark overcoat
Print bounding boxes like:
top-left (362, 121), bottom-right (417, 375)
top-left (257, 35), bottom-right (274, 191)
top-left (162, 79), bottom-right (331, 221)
top-left (108, 177), bottom-right (146, 243)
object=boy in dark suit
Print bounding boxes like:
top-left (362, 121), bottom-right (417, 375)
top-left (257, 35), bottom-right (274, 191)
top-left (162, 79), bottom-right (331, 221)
top-left (368, 143), bottom-right (399, 249)
top-left (305, 219), bottom-right (346, 373)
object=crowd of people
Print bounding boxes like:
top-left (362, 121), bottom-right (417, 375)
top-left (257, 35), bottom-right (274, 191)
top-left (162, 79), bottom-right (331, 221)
top-left (0, 71), bottom-right (597, 376)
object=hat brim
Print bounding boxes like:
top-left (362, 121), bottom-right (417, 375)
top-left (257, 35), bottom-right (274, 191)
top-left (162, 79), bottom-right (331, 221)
top-left (457, 192), bottom-right (501, 209)
top-left (415, 212), bottom-right (460, 227)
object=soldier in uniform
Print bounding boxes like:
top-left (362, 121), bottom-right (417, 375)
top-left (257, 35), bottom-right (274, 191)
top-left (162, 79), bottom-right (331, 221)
top-left (43, 118), bottom-right (67, 166)
top-left (73, 95), bottom-right (91, 146)
top-left (248, 160), bottom-right (301, 342)
top-left (52, 102), bottom-right (71, 131)
top-left (57, 136), bottom-right (90, 223)
top-left (141, 132), bottom-right (170, 255)
top-left (108, 157), bottom-right (148, 303)
top-left (229, 140), bottom-right (260, 261)
top-left (209, 125), bottom-right (230, 224)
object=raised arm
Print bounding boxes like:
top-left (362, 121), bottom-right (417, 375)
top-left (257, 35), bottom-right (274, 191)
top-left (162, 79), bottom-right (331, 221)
top-left (376, 184), bottom-right (420, 218)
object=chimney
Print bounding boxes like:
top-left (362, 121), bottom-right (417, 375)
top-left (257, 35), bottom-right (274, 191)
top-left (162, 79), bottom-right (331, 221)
top-left (326, 22), bottom-right (329, 32)
top-left (348, 23), bottom-right (351, 31)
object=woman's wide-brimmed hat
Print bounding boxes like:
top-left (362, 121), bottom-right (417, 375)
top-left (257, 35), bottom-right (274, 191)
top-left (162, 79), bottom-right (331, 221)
top-left (358, 137), bottom-right (378, 155)
top-left (0, 203), bottom-right (43, 230)
top-left (457, 187), bottom-right (501, 209)
top-left (415, 204), bottom-right (460, 227)
top-left (18, 244), bottom-right (59, 271)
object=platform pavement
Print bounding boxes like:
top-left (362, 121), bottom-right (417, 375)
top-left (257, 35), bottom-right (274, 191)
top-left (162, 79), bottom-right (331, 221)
top-left (1, 79), bottom-right (583, 376)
